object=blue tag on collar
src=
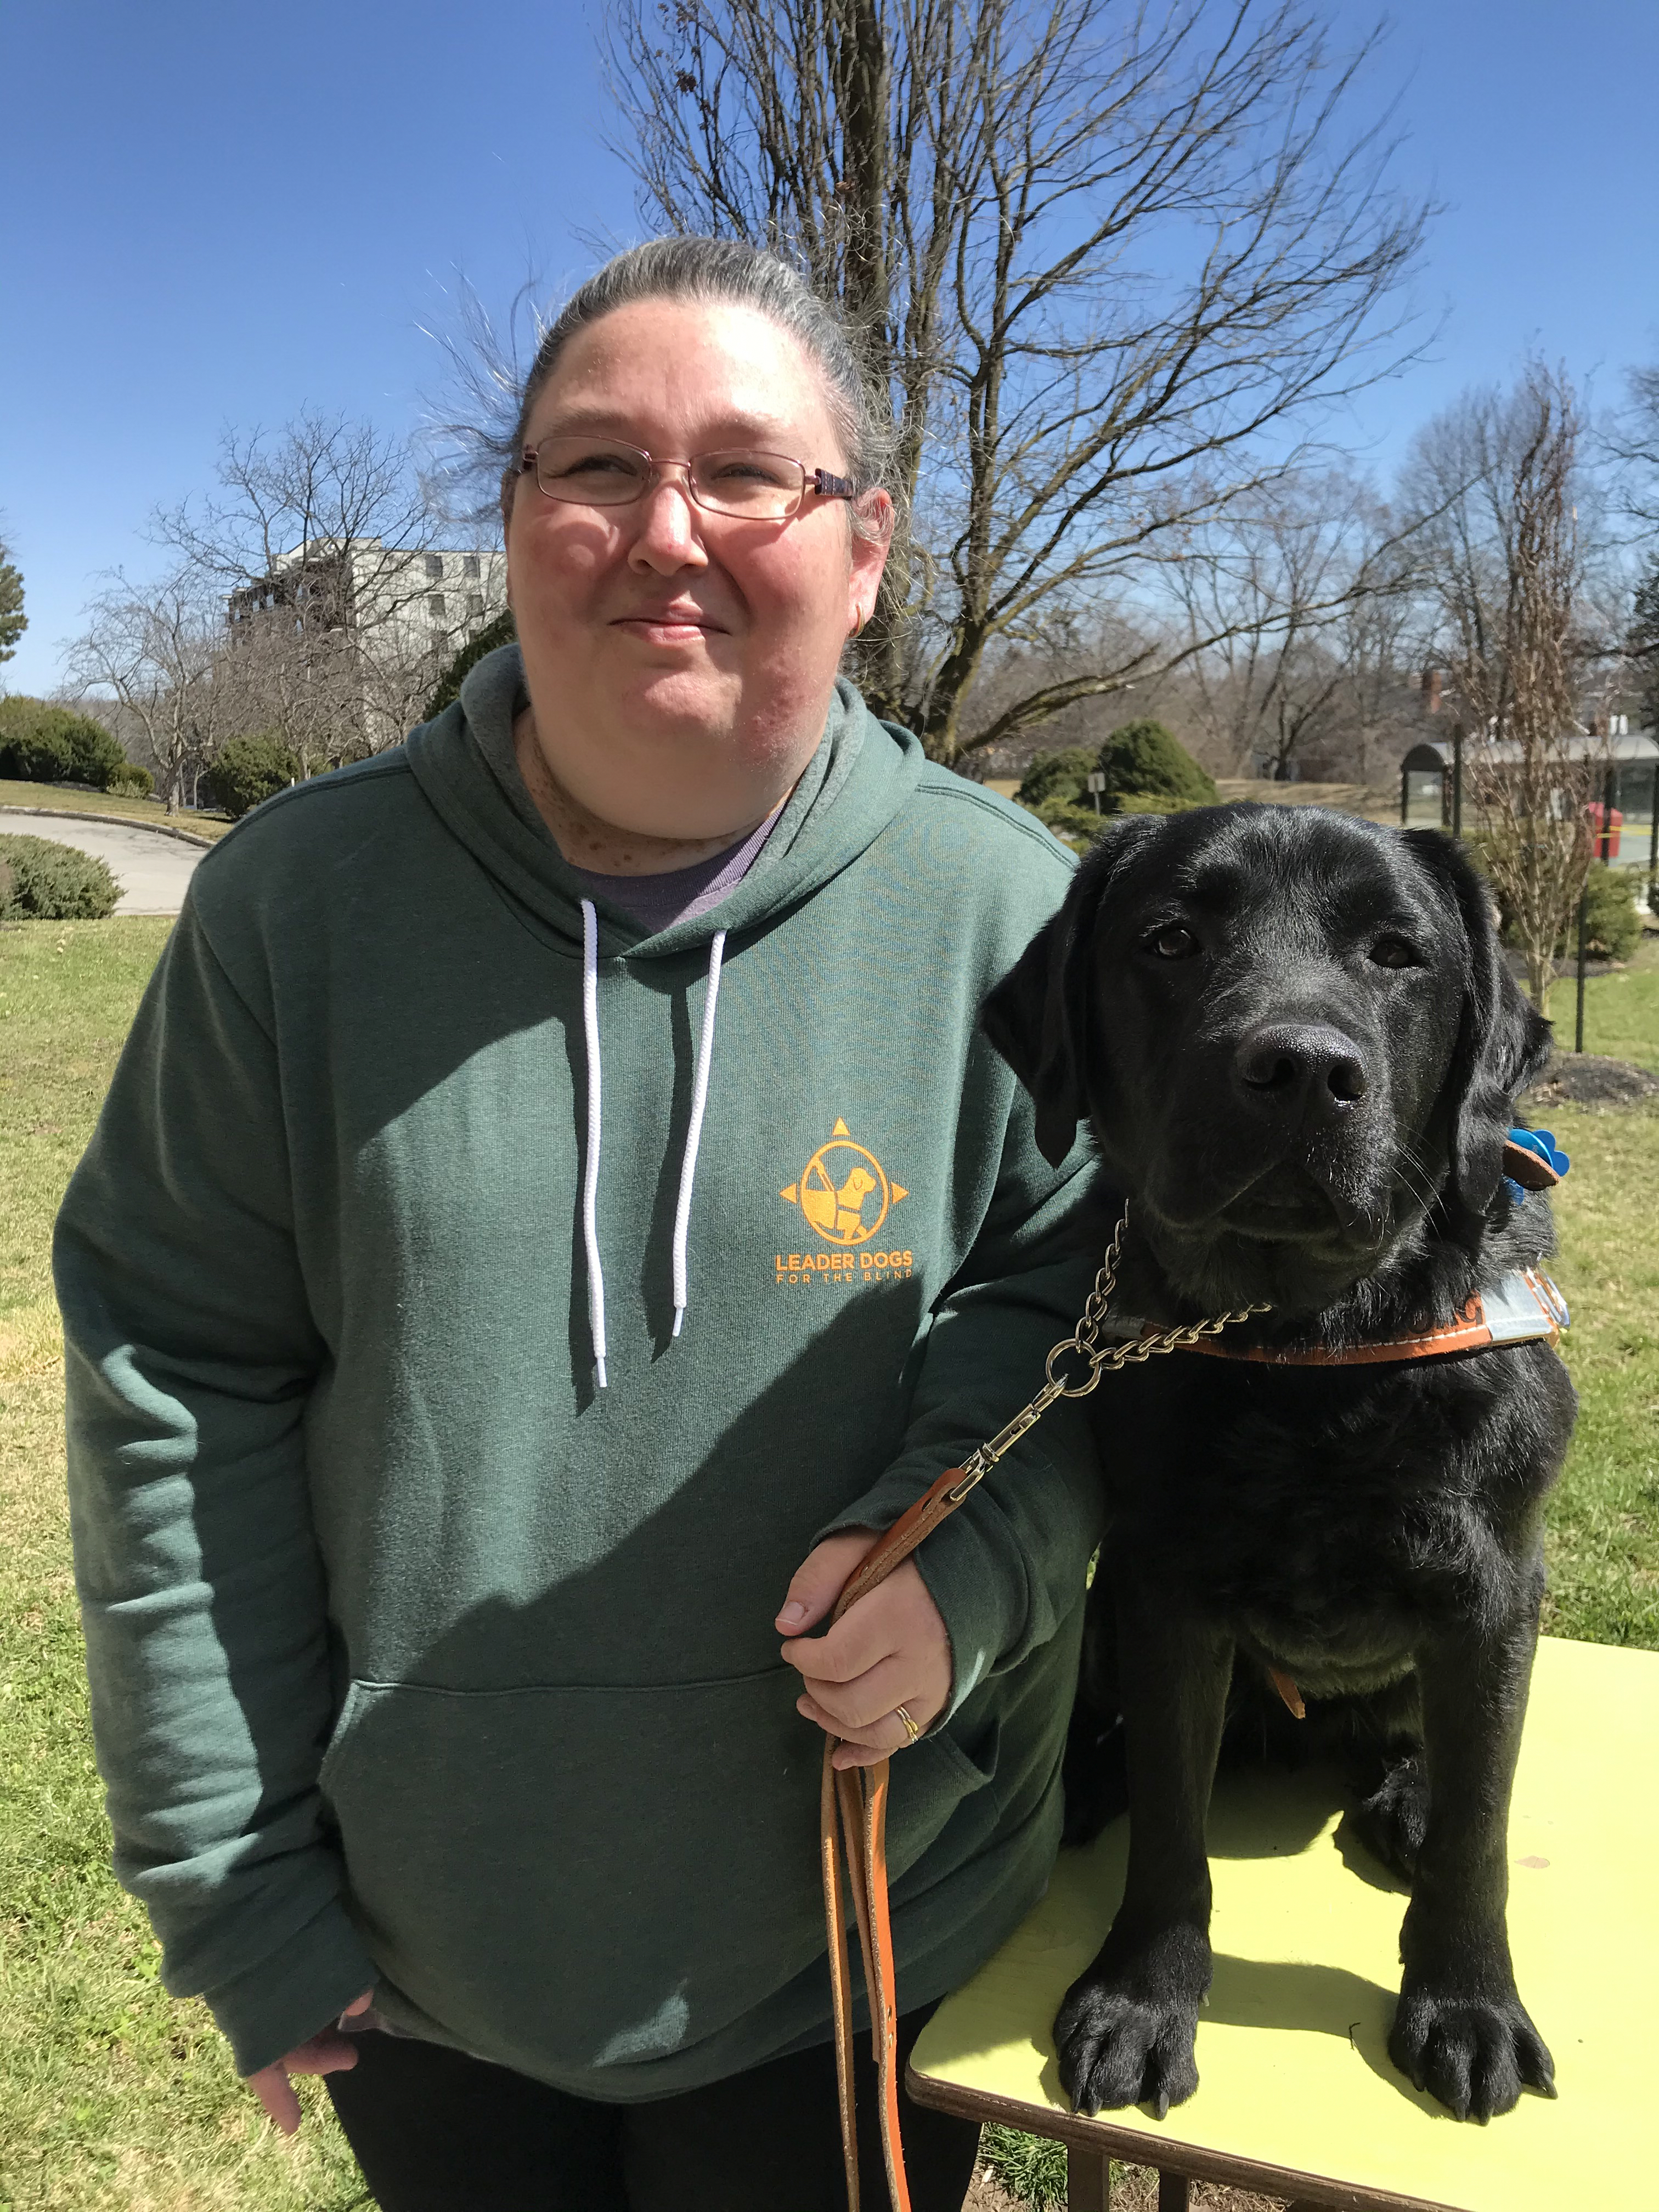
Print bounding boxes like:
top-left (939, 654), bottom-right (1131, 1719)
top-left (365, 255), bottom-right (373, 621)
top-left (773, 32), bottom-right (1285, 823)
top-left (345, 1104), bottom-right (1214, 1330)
top-left (1502, 1125), bottom-right (1569, 1205)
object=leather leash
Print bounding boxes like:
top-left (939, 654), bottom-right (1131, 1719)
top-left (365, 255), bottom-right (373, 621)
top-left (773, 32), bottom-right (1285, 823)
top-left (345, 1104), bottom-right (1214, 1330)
top-left (818, 1208), bottom-right (1268, 2211)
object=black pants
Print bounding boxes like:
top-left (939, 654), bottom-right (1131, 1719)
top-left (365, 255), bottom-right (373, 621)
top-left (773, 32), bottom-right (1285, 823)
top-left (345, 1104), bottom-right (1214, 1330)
top-left (325, 2006), bottom-right (980, 2211)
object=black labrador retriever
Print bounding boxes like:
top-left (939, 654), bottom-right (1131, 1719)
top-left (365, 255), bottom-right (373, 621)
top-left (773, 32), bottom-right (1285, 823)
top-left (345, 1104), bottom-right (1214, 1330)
top-left (982, 803), bottom-right (1575, 2125)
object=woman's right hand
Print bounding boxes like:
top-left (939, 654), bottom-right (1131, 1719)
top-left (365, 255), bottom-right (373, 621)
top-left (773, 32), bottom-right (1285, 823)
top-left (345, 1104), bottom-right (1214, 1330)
top-left (245, 1989), bottom-right (374, 2134)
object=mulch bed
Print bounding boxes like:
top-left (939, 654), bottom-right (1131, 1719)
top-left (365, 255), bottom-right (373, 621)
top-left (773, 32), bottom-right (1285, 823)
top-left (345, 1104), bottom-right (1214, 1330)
top-left (1522, 1054), bottom-right (1659, 1110)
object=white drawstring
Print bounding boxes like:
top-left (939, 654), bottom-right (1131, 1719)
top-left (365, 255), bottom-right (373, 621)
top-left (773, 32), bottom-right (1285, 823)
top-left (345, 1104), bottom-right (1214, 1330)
top-left (579, 900), bottom-right (607, 1389)
top-left (671, 930), bottom-right (726, 1339)
top-left (577, 907), bottom-right (728, 1383)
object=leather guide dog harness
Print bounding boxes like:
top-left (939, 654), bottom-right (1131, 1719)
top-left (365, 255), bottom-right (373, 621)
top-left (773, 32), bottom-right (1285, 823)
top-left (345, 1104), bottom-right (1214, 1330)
top-left (820, 1132), bottom-right (1570, 2211)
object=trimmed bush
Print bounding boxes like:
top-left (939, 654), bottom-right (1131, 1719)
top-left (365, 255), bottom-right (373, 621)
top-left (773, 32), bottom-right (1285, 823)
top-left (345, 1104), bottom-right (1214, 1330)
top-left (0, 833), bottom-right (121, 919)
top-left (207, 733), bottom-right (301, 820)
top-left (1015, 747), bottom-right (1097, 810)
top-left (1470, 844), bottom-right (1646, 966)
top-left (0, 693), bottom-right (42, 768)
top-left (106, 761), bottom-right (155, 799)
top-left (1558, 866), bottom-right (1643, 962)
top-left (0, 696), bottom-right (129, 788)
top-left (65, 718), bottom-right (129, 788)
top-left (1096, 718), bottom-right (1218, 808)
top-left (4, 722), bottom-right (74, 782)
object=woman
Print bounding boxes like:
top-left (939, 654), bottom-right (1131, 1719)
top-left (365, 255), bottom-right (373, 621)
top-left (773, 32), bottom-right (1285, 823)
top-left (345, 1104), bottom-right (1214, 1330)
top-left (58, 239), bottom-right (1102, 2212)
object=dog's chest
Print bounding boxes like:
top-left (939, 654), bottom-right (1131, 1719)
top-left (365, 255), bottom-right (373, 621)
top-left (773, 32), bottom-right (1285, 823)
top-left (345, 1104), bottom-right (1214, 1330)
top-left (1090, 1352), bottom-right (1553, 1653)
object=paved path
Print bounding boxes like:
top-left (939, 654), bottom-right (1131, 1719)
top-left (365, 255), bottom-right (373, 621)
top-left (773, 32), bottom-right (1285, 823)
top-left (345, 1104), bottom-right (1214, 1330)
top-left (0, 809), bottom-right (204, 916)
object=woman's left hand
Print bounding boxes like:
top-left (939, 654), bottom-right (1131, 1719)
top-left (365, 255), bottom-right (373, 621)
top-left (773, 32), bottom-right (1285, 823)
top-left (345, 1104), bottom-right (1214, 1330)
top-left (777, 1528), bottom-right (952, 1770)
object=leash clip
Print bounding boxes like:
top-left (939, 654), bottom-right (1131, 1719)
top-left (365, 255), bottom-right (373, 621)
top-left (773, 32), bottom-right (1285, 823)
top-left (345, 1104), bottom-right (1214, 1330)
top-left (947, 1379), bottom-right (1065, 1502)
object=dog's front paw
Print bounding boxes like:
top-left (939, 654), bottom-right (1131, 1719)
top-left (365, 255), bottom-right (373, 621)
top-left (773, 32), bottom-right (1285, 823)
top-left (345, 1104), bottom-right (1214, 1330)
top-left (1054, 1928), bottom-right (1208, 2119)
top-left (1389, 1979), bottom-right (1555, 2120)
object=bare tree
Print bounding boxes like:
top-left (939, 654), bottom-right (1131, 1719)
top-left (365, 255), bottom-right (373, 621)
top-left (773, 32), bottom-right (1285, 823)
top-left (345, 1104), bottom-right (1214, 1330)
top-left (68, 571), bottom-right (225, 812)
top-left (1404, 364), bottom-right (1607, 1010)
top-left (605, 0), bottom-right (1428, 761)
top-left (154, 414), bottom-right (469, 767)
top-left (1163, 467), bottom-right (1416, 778)
top-left (210, 613), bottom-right (365, 778)
top-left (1602, 364), bottom-right (1659, 535)
top-left (1607, 365), bottom-right (1659, 728)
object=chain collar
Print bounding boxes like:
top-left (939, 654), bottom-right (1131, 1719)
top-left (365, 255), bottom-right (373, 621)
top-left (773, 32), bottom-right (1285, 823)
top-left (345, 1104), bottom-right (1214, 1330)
top-left (946, 1205), bottom-right (1270, 1504)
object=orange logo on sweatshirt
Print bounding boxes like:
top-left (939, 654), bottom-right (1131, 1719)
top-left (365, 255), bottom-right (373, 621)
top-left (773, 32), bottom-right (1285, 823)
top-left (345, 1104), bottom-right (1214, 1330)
top-left (780, 1119), bottom-right (909, 1248)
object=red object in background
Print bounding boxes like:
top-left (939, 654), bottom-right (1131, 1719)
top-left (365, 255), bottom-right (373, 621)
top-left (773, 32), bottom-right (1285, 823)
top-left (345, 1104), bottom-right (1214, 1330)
top-left (1587, 802), bottom-right (1623, 859)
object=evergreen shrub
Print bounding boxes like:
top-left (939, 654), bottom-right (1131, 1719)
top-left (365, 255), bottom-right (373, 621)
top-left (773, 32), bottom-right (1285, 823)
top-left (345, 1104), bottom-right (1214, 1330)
top-left (3, 723), bottom-right (74, 782)
top-left (1015, 747), bottom-right (1097, 810)
top-left (1469, 845), bottom-right (1645, 966)
top-left (208, 734), bottom-right (301, 819)
top-left (424, 608), bottom-right (516, 723)
top-left (1557, 867), bottom-right (1643, 962)
top-left (1477, 832), bottom-right (1654, 964)
top-left (0, 833), bottom-right (121, 919)
top-left (0, 697), bottom-right (128, 788)
top-left (1097, 718), bottom-right (1218, 807)
top-left (65, 719), bottom-right (129, 788)
top-left (106, 762), bottom-right (155, 799)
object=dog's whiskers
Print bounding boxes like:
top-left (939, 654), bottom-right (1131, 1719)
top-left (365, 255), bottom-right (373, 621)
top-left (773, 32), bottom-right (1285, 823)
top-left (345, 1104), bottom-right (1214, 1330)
top-left (1395, 1142), bottom-right (1442, 1223)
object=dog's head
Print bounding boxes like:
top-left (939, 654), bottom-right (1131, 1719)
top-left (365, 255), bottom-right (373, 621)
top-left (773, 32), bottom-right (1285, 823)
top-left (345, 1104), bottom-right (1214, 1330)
top-left (983, 805), bottom-right (1550, 1313)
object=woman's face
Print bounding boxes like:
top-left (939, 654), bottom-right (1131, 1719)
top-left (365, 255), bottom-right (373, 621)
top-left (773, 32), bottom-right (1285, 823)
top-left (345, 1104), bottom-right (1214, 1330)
top-left (505, 298), bottom-right (891, 842)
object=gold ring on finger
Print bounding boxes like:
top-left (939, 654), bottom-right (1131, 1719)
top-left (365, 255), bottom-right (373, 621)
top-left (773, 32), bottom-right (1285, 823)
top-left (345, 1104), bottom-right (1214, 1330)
top-left (893, 1703), bottom-right (921, 1745)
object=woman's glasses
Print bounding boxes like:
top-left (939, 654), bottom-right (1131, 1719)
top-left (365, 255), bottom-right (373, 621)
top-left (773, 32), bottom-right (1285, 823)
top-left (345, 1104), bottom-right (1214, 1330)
top-left (520, 437), bottom-right (855, 521)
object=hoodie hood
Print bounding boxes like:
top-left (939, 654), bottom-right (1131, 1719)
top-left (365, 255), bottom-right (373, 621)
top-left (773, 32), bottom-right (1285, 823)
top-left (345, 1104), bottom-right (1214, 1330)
top-left (405, 644), bottom-right (925, 961)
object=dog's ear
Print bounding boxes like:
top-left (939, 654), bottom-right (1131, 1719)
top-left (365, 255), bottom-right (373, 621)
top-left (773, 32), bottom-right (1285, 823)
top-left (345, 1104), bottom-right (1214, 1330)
top-left (981, 910), bottom-right (1082, 1165)
top-left (982, 839), bottom-right (1128, 1166)
top-left (1403, 828), bottom-right (1553, 1240)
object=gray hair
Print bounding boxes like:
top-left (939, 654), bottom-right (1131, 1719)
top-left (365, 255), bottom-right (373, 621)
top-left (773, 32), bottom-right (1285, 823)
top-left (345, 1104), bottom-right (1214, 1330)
top-left (496, 238), bottom-right (897, 538)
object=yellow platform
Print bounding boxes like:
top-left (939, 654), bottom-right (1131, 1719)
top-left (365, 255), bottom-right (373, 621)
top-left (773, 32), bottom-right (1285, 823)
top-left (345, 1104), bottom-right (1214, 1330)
top-left (909, 1637), bottom-right (1658, 2211)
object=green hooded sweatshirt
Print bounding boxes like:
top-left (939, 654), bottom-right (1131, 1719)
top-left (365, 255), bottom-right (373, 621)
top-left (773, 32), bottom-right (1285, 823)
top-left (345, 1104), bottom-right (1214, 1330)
top-left (56, 648), bottom-right (1102, 2097)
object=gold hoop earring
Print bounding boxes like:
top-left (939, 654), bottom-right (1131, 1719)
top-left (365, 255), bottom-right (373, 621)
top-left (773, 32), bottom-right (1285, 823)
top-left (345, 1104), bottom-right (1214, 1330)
top-left (850, 605), bottom-right (867, 638)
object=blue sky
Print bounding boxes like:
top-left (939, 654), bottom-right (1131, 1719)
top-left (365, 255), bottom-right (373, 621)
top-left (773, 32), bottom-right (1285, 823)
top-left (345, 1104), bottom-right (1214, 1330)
top-left (3, 0), bottom-right (1656, 699)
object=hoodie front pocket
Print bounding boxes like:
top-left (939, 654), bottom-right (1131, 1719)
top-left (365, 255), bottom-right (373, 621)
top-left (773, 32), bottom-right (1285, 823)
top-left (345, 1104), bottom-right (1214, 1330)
top-left (319, 1668), bottom-right (834, 2076)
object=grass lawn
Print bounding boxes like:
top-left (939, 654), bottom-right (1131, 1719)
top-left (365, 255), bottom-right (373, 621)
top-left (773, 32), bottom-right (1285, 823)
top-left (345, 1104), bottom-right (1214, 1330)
top-left (0, 780), bottom-right (232, 842)
top-left (0, 920), bottom-right (364, 2211)
top-left (1, 920), bottom-right (1654, 2210)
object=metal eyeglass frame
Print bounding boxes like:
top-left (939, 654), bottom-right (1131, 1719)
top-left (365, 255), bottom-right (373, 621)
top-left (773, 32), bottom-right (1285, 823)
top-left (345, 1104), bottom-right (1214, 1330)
top-left (518, 439), bottom-right (855, 519)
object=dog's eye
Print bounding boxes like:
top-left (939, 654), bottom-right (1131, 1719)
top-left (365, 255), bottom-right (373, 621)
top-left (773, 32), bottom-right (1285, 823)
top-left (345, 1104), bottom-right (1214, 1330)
top-left (1147, 924), bottom-right (1200, 960)
top-left (1369, 936), bottom-right (1422, 969)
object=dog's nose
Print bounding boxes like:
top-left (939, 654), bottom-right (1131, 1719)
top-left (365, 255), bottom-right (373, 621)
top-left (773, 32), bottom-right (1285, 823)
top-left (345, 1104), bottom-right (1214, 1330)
top-left (1233, 1024), bottom-right (1369, 1113)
